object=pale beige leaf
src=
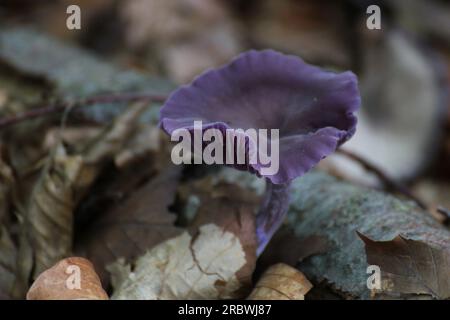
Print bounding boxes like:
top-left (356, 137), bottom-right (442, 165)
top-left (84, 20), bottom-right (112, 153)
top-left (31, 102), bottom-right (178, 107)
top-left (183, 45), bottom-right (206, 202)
top-left (110, 224), bottom-right (247, 300)
top-left (186, 179), bottom-right (259, 292)
top-left (248, 263), bottom-right (312, 300)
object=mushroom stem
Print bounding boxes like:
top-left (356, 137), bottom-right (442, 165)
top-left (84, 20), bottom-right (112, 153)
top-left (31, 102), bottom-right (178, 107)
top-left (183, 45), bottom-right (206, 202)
top-left (256, 180), bottom-right (291, 255)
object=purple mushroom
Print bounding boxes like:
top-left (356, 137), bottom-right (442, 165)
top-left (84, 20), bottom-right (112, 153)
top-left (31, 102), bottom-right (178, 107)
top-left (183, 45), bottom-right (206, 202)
top-left (160, 50), bottom-right (360, 255)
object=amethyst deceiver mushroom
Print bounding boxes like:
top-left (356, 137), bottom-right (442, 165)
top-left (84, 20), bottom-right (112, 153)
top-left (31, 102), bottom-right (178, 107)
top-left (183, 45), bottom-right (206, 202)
top-left (160, 50), bottom-right (360, 255)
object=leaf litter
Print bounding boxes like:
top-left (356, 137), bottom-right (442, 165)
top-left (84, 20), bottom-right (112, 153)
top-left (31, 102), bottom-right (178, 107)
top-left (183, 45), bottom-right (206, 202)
top-left (1, 18), bottom-right (450, 300)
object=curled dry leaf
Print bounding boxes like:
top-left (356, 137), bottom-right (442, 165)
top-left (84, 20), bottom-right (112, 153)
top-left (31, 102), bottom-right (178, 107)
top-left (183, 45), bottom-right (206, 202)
top-left (0, 148), bottom-right (14, 224)
top-left (27, 257), bottom-right (108, 300)
top-left (43, 127), bottom-right (102, 151)
top-left (359, 233), bottom-right (450, 299)
top-left (109, 223), bottom-right (247, 300)
top-left (23, 103), bottom-right (150, 280)
top-left (74, 102), bottom-right (153, 201)
top-left (81, 102), bottom-right (150, 166)
top-left (24, 145), bottom-right (83, 278)
top-left (114, 124), bottom-right (160, 168)
top-left (248, 263), bottom-right (312, 300)
top-left (0, 227), bottom-right (17, 300)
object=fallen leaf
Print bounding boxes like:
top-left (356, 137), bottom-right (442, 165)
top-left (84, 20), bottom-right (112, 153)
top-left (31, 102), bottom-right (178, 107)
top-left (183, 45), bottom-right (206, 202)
top-left (109, 224), bottom-right (247, 300)
top-left (43, 126), bottom-right (102, 151)
top-left (188, 180), bottom-right (259, 293)
top-left (21, 103), bottom-right (150, 280)
top-left (287, 170), bottom-right (450, 299)
top-left (0, 227), bottom-right (17, 300)
top-left (0, 147), bottom-right (14, 225)
top-left (76, 164), bottom-right (183, 286)
top-left (359, 232), bottom-right (450, 299)
top-left (114, 124), bottom-right (160, 168)
top-left (80, 102), bottom-right (149, 165)
top-left (23, 145), bottom-right (83, 278)
top-left (0, 146), bottom-right (15, 299)
top-left (248, 263), bottom-right (312, 300)
top-left (27, 257), bottom-right (108, 300)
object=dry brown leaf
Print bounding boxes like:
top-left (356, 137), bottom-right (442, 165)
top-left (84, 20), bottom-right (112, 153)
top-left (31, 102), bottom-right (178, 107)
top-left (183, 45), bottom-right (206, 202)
top-left (0, 148), bottom-right (14, 225)
top-left (359, 232), bottom-right (450, 299)
top-left (0, 89), bottom-right (7, 107)
top-left (0, 227), bottom-right (17, 300)
top-left (187, 180), bottom-right (259, 293)
top-left (24, 145), bottom-right (83, 278)
top-left (114, 124), bottom-right (160, 168)
top-left (27, 257), bottom-right (108, 300)
top-left (22, 103), bottom-right (150, 280)
top-left (109, 223), bottom-right (247, 300)
top-left (43, 126), bottom-right (102, 151)
top-left (248, 263), bottom-right (312, 300)
top-left (76, 164), bottom-right (183, 286)
top-left (81, 102), bottom-right (149, 165)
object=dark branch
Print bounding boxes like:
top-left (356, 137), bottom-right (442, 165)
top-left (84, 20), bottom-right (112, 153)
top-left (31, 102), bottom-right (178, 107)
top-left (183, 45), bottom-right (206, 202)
top-left (337, 148), bottom-right (427, 209)
top-left (0, 92), bottom-right (167, 130)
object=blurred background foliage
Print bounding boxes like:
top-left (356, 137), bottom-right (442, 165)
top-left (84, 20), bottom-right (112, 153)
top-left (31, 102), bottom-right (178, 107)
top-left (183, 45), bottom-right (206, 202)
top-left (1, 0), bottom-right (450, 207)
top-left (1, 0), bottom-right (450, 300)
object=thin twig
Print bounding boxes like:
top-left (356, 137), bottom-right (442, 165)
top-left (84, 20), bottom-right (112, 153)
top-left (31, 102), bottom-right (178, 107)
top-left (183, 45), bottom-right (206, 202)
top-left (437, 206), bottom-right (450, 226)
top-left (337, 148), bottom-right (427, 209)
top-left (0, 92), bottom-right (167, 130)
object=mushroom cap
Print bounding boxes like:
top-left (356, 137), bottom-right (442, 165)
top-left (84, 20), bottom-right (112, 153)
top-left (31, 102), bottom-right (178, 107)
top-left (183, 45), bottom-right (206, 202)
top-left (160, 49), bottom-right (360, 184)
